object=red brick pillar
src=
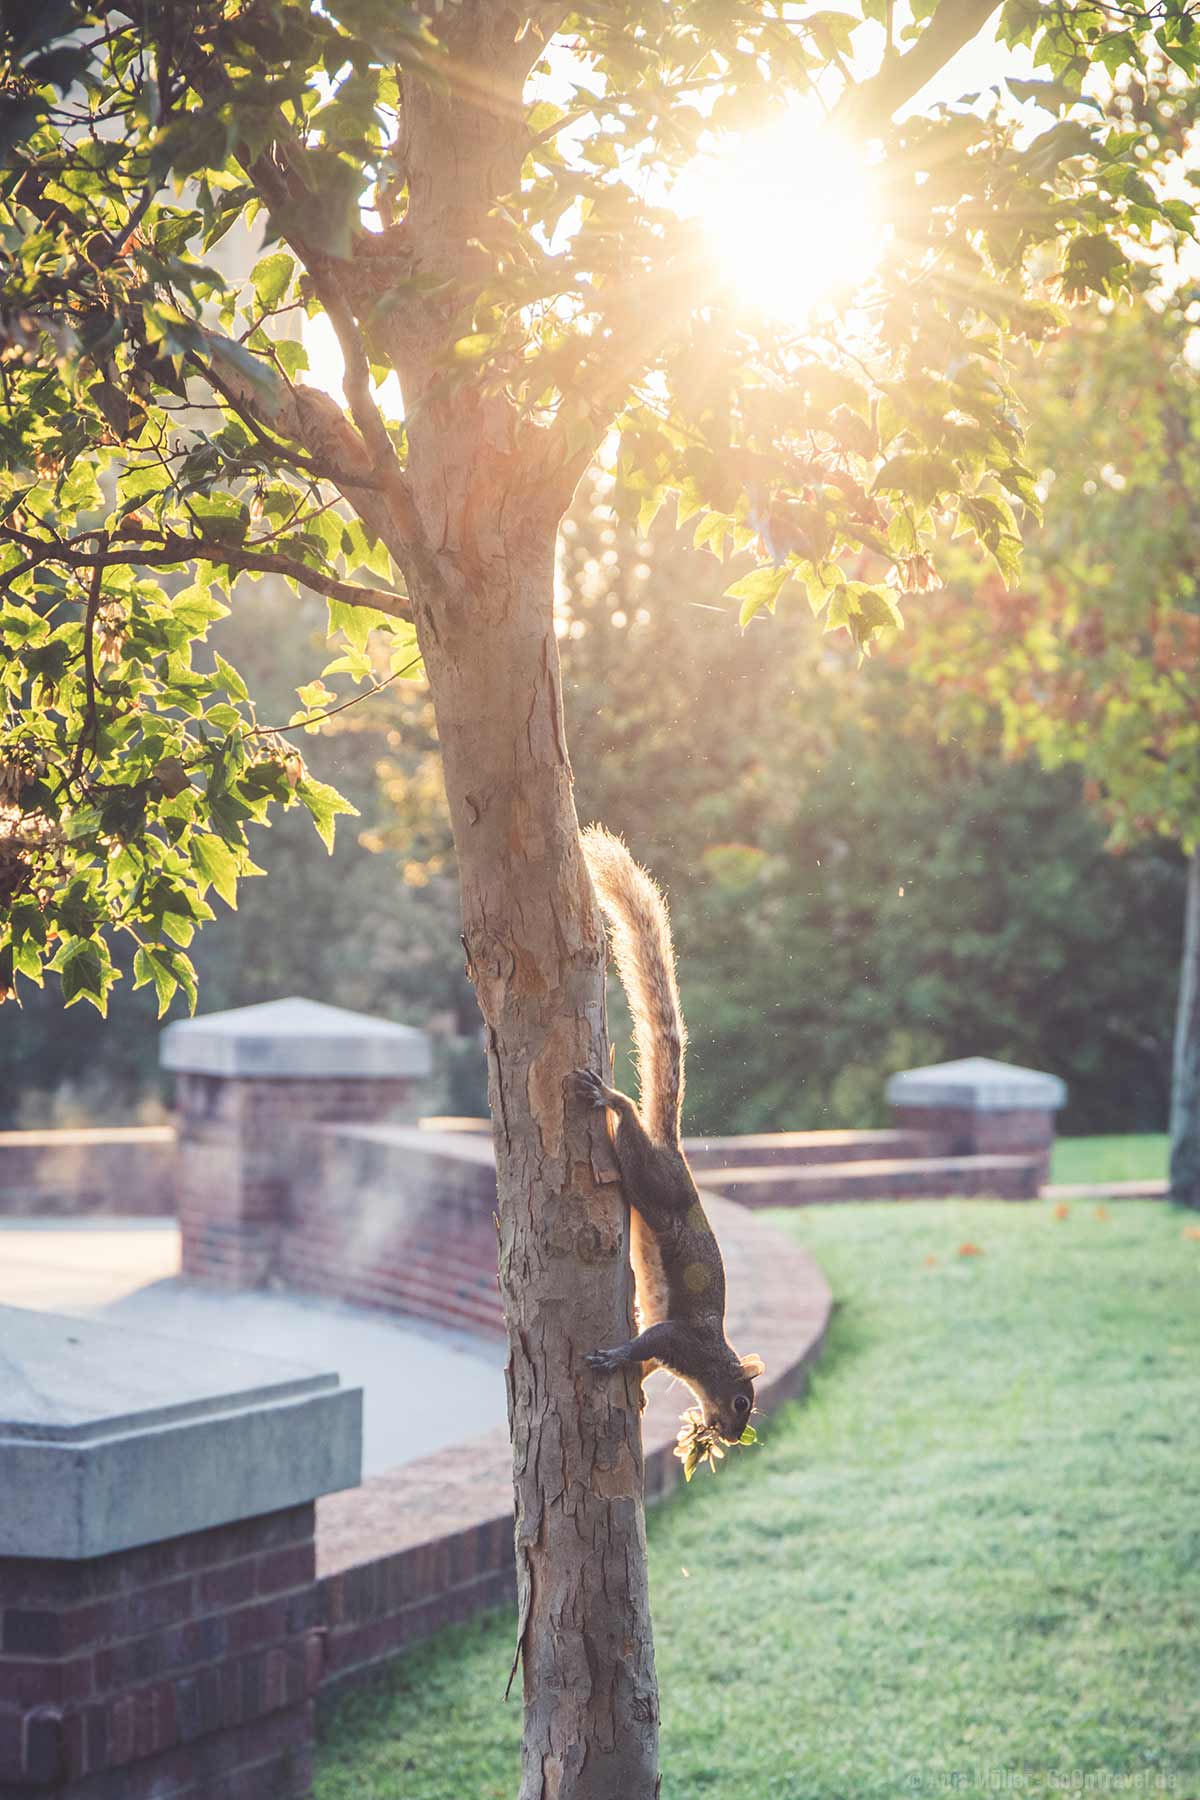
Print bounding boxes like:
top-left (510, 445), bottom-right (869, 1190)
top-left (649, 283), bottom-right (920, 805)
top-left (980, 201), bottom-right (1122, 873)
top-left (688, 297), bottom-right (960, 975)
top-left (160, 997), bottom-right (432, 1288)
top-left (886, 1056), bottom-right (1067, 1193)
top-left (0, 1306), bottom-right (361, 1799)
top-left (0, 1505), bottom-right (320, 1798)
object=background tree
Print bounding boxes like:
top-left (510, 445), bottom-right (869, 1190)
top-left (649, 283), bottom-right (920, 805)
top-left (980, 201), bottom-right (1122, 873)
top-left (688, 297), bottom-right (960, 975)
top-left (3, 5), bottom-right (1200, 1792)
top-left (904, 289), bottom-right (1200, 1204)
top-left (556, 476), bottom-right (1182, 1134)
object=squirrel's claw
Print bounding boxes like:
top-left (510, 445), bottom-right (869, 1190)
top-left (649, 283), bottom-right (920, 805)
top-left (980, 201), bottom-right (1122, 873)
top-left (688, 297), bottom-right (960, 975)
top-left (585, 1347), bottom-right (625, 1373)
top-left (568, 1067), bottom-right (608, 1107)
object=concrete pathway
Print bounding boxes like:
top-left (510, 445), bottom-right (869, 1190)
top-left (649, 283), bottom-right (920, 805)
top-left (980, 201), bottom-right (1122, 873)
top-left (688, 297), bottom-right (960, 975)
top-left (0, 1220), bottom-right (507, 1476)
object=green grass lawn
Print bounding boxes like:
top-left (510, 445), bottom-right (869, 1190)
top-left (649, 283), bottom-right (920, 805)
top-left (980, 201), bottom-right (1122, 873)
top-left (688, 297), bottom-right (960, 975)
top-left (315, 1199), bottom-right (1199, 1800)
top-left (1050, 1134), bottom-right (1169, 1187)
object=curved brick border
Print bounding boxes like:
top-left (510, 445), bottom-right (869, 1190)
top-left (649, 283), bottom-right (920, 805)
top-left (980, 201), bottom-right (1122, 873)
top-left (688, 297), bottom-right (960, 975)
top-left (314, 1181), bottom-right (832, 1696)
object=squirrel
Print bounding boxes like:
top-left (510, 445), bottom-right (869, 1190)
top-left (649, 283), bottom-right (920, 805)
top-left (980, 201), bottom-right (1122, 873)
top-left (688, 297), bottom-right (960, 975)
top-left (570, 825), bottom-right (764, 1444)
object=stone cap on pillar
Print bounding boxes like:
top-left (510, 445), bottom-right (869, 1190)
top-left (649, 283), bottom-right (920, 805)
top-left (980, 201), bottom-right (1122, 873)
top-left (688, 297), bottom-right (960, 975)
top-left (0, 1305), bottom-right (362, 1558)
top-left (885, 1056), bottom-right (1067, 1112)
top-left (160, 994), bottom-right (432, 1080)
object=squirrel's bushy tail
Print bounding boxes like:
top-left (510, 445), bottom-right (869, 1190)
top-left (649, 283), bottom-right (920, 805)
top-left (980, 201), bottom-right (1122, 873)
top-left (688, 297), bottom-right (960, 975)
top-left (581, 824), bottom-right (686, 1144)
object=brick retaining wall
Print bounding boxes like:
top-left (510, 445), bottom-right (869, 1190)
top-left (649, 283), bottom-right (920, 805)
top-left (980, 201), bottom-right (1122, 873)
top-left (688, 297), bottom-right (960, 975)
top-left (0, 1129), bottom-right (175, 1219)
top-left (281, 1126), bottom-right (504, 1336)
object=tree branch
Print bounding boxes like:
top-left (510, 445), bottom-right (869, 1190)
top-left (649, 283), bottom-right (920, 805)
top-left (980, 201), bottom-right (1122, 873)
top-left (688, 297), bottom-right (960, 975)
top-left (180, 53), bottom-right (436, 587)
top-left (195, 343), bottom-right (435, 589)
top-left (0, 529), bottom-right (411, 619)
top-left (218, 112), bottom-right (404, 483)
top-left (187, 352), bottom-right (394, 495)
top-left (248, 651), bottom-right (423, 735)
top-left (836, 0), bottom-right (1002, 129)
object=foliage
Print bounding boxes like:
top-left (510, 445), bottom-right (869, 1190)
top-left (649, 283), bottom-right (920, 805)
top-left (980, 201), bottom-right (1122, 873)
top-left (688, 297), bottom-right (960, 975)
top-left (0, 574), bottom-right (477, 1124)
top-left (901, 288), bottom-right (1200, 853)
top-left (314, 1197), bottom-right (1200, 1799)
top-left (3, 1), bottom-right (1200, 1012)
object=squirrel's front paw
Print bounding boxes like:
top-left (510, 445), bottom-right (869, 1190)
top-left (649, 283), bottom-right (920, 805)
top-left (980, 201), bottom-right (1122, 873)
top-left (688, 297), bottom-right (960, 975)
top-left (568, 1067), bottom-right (607, 1108)
top-left (585, 1347), bottom-right (625, 1373)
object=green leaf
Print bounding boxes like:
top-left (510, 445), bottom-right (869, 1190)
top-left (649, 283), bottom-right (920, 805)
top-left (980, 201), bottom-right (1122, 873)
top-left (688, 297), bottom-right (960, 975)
top-left (295, 776), bottom-right (359, 852)
top-left (60, 941), bottom-right (112, 1013)
top-left (724, 563), bottom-right (792, 628)
top-left (1059, 233), bottom-right (1129, 302)
top-left (1, 603), bottom-right (51, 646)
top-left (214, 653), bottom-right (249, 702)
top-left (296, 679), bottom-right (336, 713)
top-left (322, 647), bottom-right (375, 682)
top-left (327, 596), bottom-right (404, 651)
top-left (527, 100), bottom-right (566, 135)
top-left (172, 586), bottom-right (231, 632)
top-left (452, 332), bottom-right (500, 362)
top-left (191, 833), bottom-right (241, 908)
top-left (693, 512), bottom-right (730, 560)
top-left (251, 251), bottom-right (294, 310)
top-left (637, 489), bottom-right (666, 538)
top-left (133, 945), bottom-right (176, 1017)
top-left (873, 455), bottom-right (960, 508)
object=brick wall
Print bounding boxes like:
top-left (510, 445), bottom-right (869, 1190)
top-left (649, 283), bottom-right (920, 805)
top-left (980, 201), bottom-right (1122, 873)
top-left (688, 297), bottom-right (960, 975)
top-left (0, 1505), bottom-right (321, 1799)
top-left (0, 1129), bottom-right (175, 1219)
top-left (280, 1126), bottom-right (504, 1337)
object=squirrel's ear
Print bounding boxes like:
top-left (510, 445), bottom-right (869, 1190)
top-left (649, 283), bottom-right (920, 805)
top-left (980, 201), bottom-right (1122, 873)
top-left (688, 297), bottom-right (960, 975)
top-left (740, 1354), bottom-right (765, 1380)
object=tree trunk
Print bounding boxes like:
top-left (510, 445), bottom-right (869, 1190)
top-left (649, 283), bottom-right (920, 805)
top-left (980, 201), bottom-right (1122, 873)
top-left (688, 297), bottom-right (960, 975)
top-left (350, 11), bottom-right (662, 1780)
top-left (1170, 844), bottom-right (1200, 1208)
top-left (408, 528), bottom-right (661, 1798)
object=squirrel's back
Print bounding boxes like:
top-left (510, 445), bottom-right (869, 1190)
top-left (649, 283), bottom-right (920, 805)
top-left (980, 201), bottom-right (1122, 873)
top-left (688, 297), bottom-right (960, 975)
top-left (581, 825), bottom-right (686, 1144)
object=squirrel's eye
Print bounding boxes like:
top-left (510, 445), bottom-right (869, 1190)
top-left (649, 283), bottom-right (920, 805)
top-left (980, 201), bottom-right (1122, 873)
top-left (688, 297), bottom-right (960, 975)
top-left (733, 1394), bottom-right (750, 1415)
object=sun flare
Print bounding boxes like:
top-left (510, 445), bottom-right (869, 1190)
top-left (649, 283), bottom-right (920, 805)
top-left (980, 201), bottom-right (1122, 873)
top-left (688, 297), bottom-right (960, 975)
top-left (676, 107), bottom-right (882, 329)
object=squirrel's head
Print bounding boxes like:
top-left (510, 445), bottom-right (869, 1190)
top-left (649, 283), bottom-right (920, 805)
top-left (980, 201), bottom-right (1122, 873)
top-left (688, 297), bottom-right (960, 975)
top-left (703, 1353), bottom-right (765, 1443)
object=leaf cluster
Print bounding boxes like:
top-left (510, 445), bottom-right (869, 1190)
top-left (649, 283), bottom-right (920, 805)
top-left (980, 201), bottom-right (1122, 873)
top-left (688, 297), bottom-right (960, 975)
top-left (674, 1407), bottom-right (757, 1481)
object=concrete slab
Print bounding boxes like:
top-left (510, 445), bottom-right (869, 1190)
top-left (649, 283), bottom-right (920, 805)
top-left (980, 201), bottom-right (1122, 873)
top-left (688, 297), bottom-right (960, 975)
top-left (160, 994), bottom-right (432, 1079)
top-left (886, 1055), bottom-right (1067, 1111)
top-left (0, 1304), bottom-right (361, 1558)
top-left (1, 1303), bottom-right (340, 1439)
top-left (0, 1222), bottom-right (507, 1477)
